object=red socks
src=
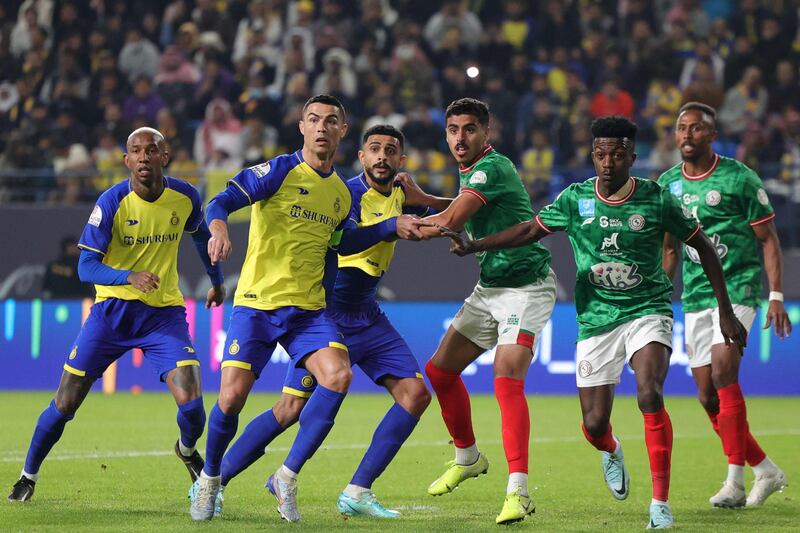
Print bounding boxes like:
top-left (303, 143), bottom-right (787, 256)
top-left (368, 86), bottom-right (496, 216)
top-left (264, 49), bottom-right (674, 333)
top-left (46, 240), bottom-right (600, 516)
top-left (425, 360), bottom-right (475, 448)
top-left (581, 423), bottom-right (616, 453)
top-left (707, 407), bottom-right (766, 467)
top-left (716, 383), bottom-right (750, 466)
top-left (494, 377), bottom-right (529, 474)
top-left (643, 407), bottom-right (673, 502)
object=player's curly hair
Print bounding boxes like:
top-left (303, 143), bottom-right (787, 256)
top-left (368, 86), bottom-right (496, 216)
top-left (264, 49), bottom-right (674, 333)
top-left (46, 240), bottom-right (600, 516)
top-left (303, 94), bottom-right (346, 120)
top-left (445, 98), bottom-right (490, 126)
top-left (590, 116), bottom-right (638, 140)
top-left (362, 124), bottom-right (405, 149)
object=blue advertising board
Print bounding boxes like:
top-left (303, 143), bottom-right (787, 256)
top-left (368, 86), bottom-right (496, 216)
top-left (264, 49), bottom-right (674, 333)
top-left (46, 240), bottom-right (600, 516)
top-left (1, 299), bottom-right (798, 395)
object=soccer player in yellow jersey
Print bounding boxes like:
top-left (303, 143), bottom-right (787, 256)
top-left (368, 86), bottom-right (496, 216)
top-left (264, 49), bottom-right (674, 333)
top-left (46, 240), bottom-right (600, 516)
top-left (8, 128), bottom-right (225, 503)
top-left (191, 95), bottom-right (405, 522)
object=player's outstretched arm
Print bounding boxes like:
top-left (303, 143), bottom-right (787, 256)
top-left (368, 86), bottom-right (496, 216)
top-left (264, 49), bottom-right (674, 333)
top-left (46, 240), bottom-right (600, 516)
top-left (395, 172), bottom-right (452, 212)
top-left (412, 191), bottom-right (484, 239)
top-left (443, 219), bottom-right (545, 256)
top-left (685, 230), bottom-right (748, 348)
top-left (752, 220), bottom-right (792, 339)
top-left (77, 249), bottom-right (131, 286)
top-left (205, 184), bottom-right (250, 264)
top-left (662, 232), bottom-right (680, 279)
top-left (337, 215), bottom-right (424, 256)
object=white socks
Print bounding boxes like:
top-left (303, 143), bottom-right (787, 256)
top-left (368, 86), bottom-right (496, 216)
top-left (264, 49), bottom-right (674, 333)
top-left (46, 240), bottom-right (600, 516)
top-left (178, 440), bottom-right (195, 457)
top-left (752, 456), bottom-right (778, 477)
top-left (21, 470), bottom-right (38, 482)
top-left (344, 483), bottom-right (369, 498)
top-left (727, 464), bottom-right (745, 487)
top-left (278, 464), bottom-right (298, 482)
top-left (455, 444), bottom-right (480, 466)
top-left (651, 498), bottom-right (668, 506)
top-left (507, 472), bottom-right (528, 496)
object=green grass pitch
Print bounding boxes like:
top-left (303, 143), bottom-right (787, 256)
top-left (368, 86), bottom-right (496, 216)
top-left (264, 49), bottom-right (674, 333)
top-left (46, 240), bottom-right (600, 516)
top-left (1, 392), bottom-right (797, 532)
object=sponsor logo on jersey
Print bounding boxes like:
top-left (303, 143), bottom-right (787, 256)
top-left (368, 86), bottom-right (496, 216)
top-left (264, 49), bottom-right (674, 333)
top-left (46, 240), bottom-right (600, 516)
top-left (371, 212), bottom-right (383, 217)
top-left (757, 188), bottom-right (769, 206)
top-left (599, 216), bottom-right (622, 228)
top-left (126, 219), bottom-right (139, 226)
top-left (582, 217), bottom-right (595, 226)
top-left (288, 205), bottom-right (339, 228)
top-left (601, 232), bottom-right (620, 251)
top-left (628, 214), bottom-right (645, 231)
top-left (301, 375), bottom-right (316, 388)
top-left (685, 233), bottom-right (727, 264)
top-left (705, 190), bottom-right (721, 206)
top-left (506, 315), bottom-right (520, 326)
top-left (588, 262), bottom-right (643, 290)
top-left (228, 339), bottom-right (240, 355)
top-left (669, 181), bottom-right (682, 196)
top-left (298, 187), bottom-right (309, 195)
top-left (244, 293), bottom-right (257, 299)
top-left (469, 170), bottom-right (487, 185)
top-left (578, 198), bottom-right (595, 217)
top-left (578, 360), bottom-right (593, 378)
top-left (69, 346), bottom-right (77, 360)
top-left (88, 205), bottom-right (102, 227)
top-left (170, 211), bottom-right (180, 225)
top-left (123, 232), bottom-right (180, 246)
top-left (682, 193), bottom-right (699, 205)
top-left (250, 162), bottom-right (271, 178)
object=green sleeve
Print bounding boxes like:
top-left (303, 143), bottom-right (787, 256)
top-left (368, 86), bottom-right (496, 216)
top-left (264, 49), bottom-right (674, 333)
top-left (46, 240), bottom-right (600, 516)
top-left (536, 186), bottom-right (573, 234)
top-left (738, 167), bottom-right (774, 225)
top-left (662, 187), bottom-right (699, 242)
top-left (462, 162), bottom-right (507, 204)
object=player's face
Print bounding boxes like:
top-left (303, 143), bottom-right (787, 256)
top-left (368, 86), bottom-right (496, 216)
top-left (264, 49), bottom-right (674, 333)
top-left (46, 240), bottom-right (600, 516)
top-left (299, 103), bottom-right (348, 158)
top-left (124, 132), bottom-right (168, 186)
top-left (446, 114), bottom-right (489, 166)
top-left (591, 138), bottom-right (635, 188)
top-left (359, 134), bottom-right (406, 186)
top-left (675, 109), bottom-right (717, 162)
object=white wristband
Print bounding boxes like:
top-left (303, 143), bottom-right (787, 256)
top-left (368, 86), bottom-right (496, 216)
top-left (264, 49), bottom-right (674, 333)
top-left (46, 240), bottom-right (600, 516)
top-left (769, 291), bottom-right (784, 302)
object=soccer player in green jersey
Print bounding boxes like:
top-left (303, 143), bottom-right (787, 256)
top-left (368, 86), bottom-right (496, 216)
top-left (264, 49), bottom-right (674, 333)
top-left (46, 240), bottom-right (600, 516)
top-left (413, 98), bottom-right (557, 524)
top-left (442, 116), bottom-right (747, 529)
top-left (659, 102), bottom-right (791, 508)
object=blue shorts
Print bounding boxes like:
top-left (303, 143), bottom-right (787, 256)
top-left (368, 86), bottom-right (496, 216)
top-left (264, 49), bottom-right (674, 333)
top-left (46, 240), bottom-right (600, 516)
top-left (65, 299), bottom-right (198, 381)
top-left (282, 307), bottom-right (422, 398)
top-left (222, 306), bottom-right (346, 378)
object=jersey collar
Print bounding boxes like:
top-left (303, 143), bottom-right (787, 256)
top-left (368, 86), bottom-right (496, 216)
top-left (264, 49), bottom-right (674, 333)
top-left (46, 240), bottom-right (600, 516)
top-left (594, 176), bottom-right (637, 205)
top-left (681, 153), bottom-right (719, 181)
top-left (459, 144), bottom-right (493, 173)
top-left (295, 149), bottom-right (336, 178)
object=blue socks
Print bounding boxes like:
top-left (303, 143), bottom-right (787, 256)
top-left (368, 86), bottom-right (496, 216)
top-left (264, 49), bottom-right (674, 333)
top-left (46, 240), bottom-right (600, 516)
top-left (284, 385), bottom-right (345, 473)
top-left (351, 403), bottom-right (419, 488)
top-left (24, 400), bottom-right (74, 475)
top-left (203, 402), bottom-right (239, 477)
top-left (176, 396), bottom-right (206, 449)
top-left (221, 409), bottom-right (284, 486)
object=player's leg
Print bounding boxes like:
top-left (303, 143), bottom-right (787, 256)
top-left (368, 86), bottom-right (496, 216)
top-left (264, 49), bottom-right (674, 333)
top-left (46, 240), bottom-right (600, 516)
top-left (8, 370), bottom-right (95, 502)
top-left (166, 365), bottom-right (206, 482)
top-left (627, 315), bottom-right (674, 529)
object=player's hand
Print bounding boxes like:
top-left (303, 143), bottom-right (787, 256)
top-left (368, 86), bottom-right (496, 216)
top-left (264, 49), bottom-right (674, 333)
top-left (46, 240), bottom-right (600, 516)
top-left (394, 172), bottom-right (429, 206)
top-left (128, 271), bottom-right (160, 293)
top-left (763, 300), bottom-right (792, 339)
top-left (206, 284), bottom-right (225, 309)
top-left (395, 214), bottom-right (425, 241)
top-left (440, 227), bottom-right (476, 256)
top-left (719, 308), bottom-right (748, 350)
top-left (208, 220), bottom-right (232, 265)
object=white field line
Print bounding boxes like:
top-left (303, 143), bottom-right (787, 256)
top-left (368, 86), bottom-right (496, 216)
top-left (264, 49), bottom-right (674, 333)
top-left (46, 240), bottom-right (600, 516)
top-left (1, 429), bottom-right (798, 464)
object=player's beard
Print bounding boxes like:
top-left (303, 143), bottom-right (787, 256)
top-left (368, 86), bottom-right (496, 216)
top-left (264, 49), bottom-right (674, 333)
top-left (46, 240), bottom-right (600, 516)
top-left (365, 163), bottom-right (397, 186)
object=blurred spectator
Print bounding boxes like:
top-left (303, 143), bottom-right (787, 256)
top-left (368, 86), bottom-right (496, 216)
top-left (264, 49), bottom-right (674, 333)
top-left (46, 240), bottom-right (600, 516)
top-left (363, 98), bottom-right (406, 136)
top-left (647, 129), bottom-right (682, 175)
top-left (724, 36), bottom-right (759, 88)
top-left (678, 38), bottom-right (725, 90)
top-left (735, 121), bottom-right (768, 173)
top-left (42, 236), bottom-right (93, 299)
top-left (681, 61), bottom-right (725, 110)
top-left (118, 27), bottom-right (160, 83)
top-left (313, 48), bottom-right (357, 99)
top-left (537, 0), bottom-right (581, 51)
top-left (640, 76), bottom-right (682, 139)
top-left (499, 0), bottom-right (535, 50)
top-left (768, 60), bottom-right (800, 114)
top-left (756, 17), bottom-right (792, 82)
top-left (123, 77), bottom-right (165, 124)
top-left (194, 98), bottom-right (243, 170)
top-left (664, 0), bottom-right (710, 38)
top-left (11, 6), bottom-right (41, 57)
top-left (423, 0), bottom-right (482, 52)
top-left (520, 128), bottom-right (555, 203)
top-left (590, 78), bottom-right (635, 119)
top-left (719, 66), bottom-right (768, 138)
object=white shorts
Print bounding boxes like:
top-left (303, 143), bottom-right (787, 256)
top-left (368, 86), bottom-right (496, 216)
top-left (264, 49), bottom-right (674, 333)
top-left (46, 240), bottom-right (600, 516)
top-left (684, 304), bottom-right (756, 368)
top-left (575, 315), bottom-right (673, 387)
top-left (451, 269), bottom-right (557, 351)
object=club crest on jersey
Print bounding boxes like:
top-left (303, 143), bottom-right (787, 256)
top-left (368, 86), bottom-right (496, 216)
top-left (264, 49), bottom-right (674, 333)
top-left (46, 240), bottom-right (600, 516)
top-left (705, 190), bottom-right (721, 207)
top-left (170, 211), bottom-right (179, 225)
top-left (469, 171), bottom-right (487, 185)
top-left (69, 346), bottom-right (77, 360)
top-left (669, 181), bottom-right (682, 196)
top-left (578, 360), bottom-right (593, 378)
top-left (578, 198), bottom-right (595, 217)
top-left (628, 214), bottom-right (645, 231)
top-left (250, 162), bottom-right (271, 178)
top-left (228, 339), bottom-right (240, 355)
top-left (589, 261), bottom-right (643, 290)
top-left (301, 375), bottom-right (315, 388)
top-left (757, 188), bottom-right (769, 206)
top-left (601, 232), bottom-right (620, 251)
top-left (334, 197), bottom-right (341, 214)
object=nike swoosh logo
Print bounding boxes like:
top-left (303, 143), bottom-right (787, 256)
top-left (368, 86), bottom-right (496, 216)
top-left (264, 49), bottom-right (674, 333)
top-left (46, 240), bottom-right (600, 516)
top-left (126, 219), bottom-right (139, 226)
top-left (614, 469), bottom-right (627, 496)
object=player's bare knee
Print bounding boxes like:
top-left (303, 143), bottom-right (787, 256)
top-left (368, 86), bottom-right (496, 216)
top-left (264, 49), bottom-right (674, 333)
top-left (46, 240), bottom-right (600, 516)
top-left (697, 390), bottom-right (718, 412)
top-left (398, 382), bottom-right (431, 417)
top-left (582, 413), bottom-right (610, 437)
top-left (217, 389), bottom-right (247, 415)
top-left (636, 387), bottom-right (663, 413)
top-left (273, 395), bottom-right (305, 427)
top-left (711, 367), bottom-right (737, 389)
top-left (319, 365), bottom-right (352, 392)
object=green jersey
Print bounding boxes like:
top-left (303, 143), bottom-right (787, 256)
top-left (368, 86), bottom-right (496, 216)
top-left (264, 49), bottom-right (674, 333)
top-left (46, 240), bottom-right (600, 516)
top-left (658, 155), bottom-right (774, 312)
top-left (537, 177), bottom-right (699, 341)
top-left (459, 145), bottom-right (551, 288)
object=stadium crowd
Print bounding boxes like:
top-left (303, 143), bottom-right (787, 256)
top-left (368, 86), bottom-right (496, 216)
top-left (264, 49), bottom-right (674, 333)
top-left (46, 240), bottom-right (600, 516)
top-left (1, 0), bottom-right (800, 232)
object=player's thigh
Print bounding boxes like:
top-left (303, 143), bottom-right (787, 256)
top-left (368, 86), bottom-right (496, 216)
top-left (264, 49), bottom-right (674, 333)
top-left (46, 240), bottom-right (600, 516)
top-left (626, 315), bottom-right (673, 387)
top-left (138, 306), bottom-right (201, 384)
top-left (302, 345), bottom-right (351, 390)
top-left (283, 309), bottom-right (351, 390)
top-left (493, 344), bottom-right (533, 380)
top-left (492, 269), bottom-right (557, 354)
top-left (64, 303), bottom-right (128, 381)
top-left (354, 314), bottom-right (424, 383)
top-left (166, 364), bottom-right (202, 404)
top-left (430, 325), bottom-right (487, 373)
top-left (221, 306), bottom-right (283, 378)
top-left (575, 325), bottom-right (628, 388)
top-left (685, 309), bottom-right (714, 368)
top-left (441, 287), bottom-right (499, 368)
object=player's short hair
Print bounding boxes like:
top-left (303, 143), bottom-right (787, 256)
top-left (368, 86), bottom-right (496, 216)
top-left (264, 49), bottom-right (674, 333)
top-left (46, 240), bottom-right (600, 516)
top-left (302, 94), bottom-right (346, 121)
top-left (591, 116), bottom-right (638, 141)
top-left (362, 124), bottom-right (405, 149)
top-left (126, 127), bottom-right (166, 150)
top-left (678, 101), bottom-right (717, 127)
top-left (445, 98), bottom-right (490, 126)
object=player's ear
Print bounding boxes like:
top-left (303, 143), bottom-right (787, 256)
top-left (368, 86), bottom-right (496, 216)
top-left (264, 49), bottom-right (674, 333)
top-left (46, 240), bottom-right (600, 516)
top-left (357, 149), bottom-right (366, 166)
top-left (161, 149), bottom-right (170, 167)
top-left (298, 119), bottom-right (305, 136)
top-left (631, 152), bottom-right (637, 164)
top-left (399, 153), bottom-right (407, 166)
top-left (340, 122), bottom-right (349, 137)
